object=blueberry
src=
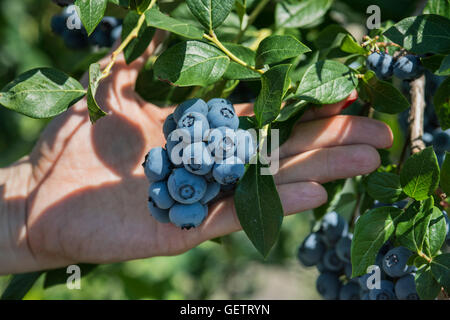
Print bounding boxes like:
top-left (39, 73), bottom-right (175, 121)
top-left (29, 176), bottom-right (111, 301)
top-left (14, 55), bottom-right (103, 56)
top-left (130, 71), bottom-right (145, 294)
top-left (144, 147), bottom-right (171, 182)
top-left (167, 168), bottom-right (207, 204)
top-left (344, 263), bottom-right (353, 279)
top-left (52, 0), bottom-right (74, 6)
top-left (173, 98), bottom-right (208, 122)
top-left (366, 52), bottom-right (394, 80)
top-left (166, 130), bottom-right (190, 166)
top-left (200, 182), bottom-right (221, 205)
top-left (110, 25), bottom-right (122, 43)
top-left (316, 272), bottom-right (341, 300)
top-left (207, 127), bottom-right (237, 161)
top-left (393, 200), bottom-right (408, 209)
top-left (322, 249), bottom-right (345, 272)
top-left (339, 282), bottom-right (360, 300)
top-left (212, 157), bottom-right (245, 185)
top-left (336, 234), bottom-right (352, 263)
top-left (382, 246), bottom-right (413, 278)
top-left (163, 114), bottom-right (177, 139)
top-left (148, 181), bottom-right (175, 210)
top-left (297, 232), bottom-right (326, 267)
top-left (423, 132), bottom-right (433, 146)
top-left (360, 292), bottom-right (370, 300)
top-left (62, 29), bottom-right (89, 49)
top-left (177, 112), bottom-right (210, 143)
top-left (51, 15), bottom-right (66, 35)
top-left (235, 129), bottom-right (257, 163)
top-left (358, 265), bottom-right (385, 291)
top-left (368, 280), bottom-right (395, 300)
top-left (221, 183), bottom-right (236, 192)
top-left (393, 55), bottom-right (424, 80)
top-left (395, 274), bottom-right (419, 300)
top-left (89, 28), bottom-right (112, 47)
top-left (207, 102), bottom-right (239, 130)
top-left (169, 202), bottom-right (207, 229)
top-left (320, 211), bottom-right (348, 244)
top-left (432, 128), bottom-right (450, 153)
top-left (182, 142), bottom-right (214, 175)
top-left (207, 98), bottom-right (233, 111)
top-left (148, 200), bottom-right (170, 224)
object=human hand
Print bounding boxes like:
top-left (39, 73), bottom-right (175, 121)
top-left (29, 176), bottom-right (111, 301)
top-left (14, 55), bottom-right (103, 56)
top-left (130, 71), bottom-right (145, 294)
top-left (0, 32), bottom-right (393, 274)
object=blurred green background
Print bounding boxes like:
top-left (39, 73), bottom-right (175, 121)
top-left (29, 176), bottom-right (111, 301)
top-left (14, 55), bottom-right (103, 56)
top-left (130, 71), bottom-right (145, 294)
top-left (0, 0), bottom-right (416, 299)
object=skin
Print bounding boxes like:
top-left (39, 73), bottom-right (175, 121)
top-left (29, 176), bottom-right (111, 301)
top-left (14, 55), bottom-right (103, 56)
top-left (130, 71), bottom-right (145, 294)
top-left (0, 31), bottom-right (393, 275)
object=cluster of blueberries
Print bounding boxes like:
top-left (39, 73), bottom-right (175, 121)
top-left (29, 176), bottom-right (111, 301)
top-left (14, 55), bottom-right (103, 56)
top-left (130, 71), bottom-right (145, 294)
top-left (297, 209), bottom-right (426, 300)
top-left (143, 98), bottom-right (256, 229)
top-left (366, 51), bottom-right (424, 81)
top-left (51, 5), bottom-right (122, 49)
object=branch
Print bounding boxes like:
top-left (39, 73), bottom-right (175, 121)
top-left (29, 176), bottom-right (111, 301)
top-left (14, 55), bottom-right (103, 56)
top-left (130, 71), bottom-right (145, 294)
top-left (408, 75), bottom-right (426, 154)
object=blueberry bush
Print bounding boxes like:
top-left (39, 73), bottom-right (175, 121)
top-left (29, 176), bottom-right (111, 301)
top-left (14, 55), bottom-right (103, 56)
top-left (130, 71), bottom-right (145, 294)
top-left (0, 0), bottom-right (449, 300)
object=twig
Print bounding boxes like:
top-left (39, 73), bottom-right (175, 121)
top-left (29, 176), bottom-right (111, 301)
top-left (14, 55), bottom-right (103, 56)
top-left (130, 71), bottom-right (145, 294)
top-left (408, 75), bottom-right (426, 154)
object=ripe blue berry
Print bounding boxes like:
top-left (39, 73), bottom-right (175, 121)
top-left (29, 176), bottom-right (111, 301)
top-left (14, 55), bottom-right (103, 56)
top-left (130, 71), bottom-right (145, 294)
top-left (169, 202), bottom-right (207, 229)
top-left (316, 272), bottom-right (341, 300)
top-left (360, 292), bottom-right (370, 300)
top-left (382, 246), bottom-right (413, 278)
top-left (235, 129), bottom-right (256, 163)
top-left (322, 249), bottom-right (345, 272)
top-left (163, 114), bottom-right (177, 139)
top-left (344, 263), bottom-right (352, 279)
top-left (182, 142), bottom-right (214, 175)
top-left (166, 130), bottom-right (189, 166)
top-left (368, 280), bottom-right (395, 300)
top-left (148, 181), bottom-right (175, 210)
top-left (167, 168), bottom-right (207, 204)
top-left (393, 55), bottom-right (424, 80)
top-left (207, 101), bottom-right (239, 130)
top-left (177, 112), bottom-right (210, 142)
top-left (320, 211), bottom-right (348, 244)
top-left (110, 25), bottom-right (122, 43)
top-left (62, 29), bottom-right (89, 49)
top-left (297, 232), bottom-right (326, 267)
top-left (395, 274), bottom-right (419, 300)
top-left (200, 182), bottom-right (221, 205)
top-left (207, 127), bottom-right (237, 161)
top-left (144, 147), bottom-right (171, 182)
top-left (51, 15), bottom-right (66, 35)
top-left (367, 52), bottom-right (394, 80)
top-left (148, 200), bottom-right (170, 224)
top-left (432, 128), bottom-right (450, 153)
top-left (339, 282), bottom-right (360, 300)
top-left (173, 98), bottom-right (208, 122)
top-left (207, 98), bottom-right (233, 111)
top-left (212, 157), bottom-right (245, 185)
top-left (336, 234), bottom-right (352, 263)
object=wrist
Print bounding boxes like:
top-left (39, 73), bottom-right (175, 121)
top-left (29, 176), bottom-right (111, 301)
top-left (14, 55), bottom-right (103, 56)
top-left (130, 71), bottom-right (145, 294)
top-left (0, 158), bottom-right (39, 275)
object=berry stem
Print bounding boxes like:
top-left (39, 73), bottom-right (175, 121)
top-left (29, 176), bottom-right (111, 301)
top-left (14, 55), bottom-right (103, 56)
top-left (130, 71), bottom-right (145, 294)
top-left (203, 32), bottom-right (265, 75)
top-left (100, 0), bottom-right (157, 79)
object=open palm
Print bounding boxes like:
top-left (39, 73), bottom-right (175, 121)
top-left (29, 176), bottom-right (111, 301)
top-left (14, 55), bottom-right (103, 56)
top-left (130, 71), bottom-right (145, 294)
top-left (22, 33), bottom-right (393, 272)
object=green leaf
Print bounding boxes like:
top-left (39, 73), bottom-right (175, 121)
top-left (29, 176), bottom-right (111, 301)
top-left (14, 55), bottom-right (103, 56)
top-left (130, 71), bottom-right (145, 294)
top-left (154, 40), bottom-right (230, 87)
top-left (424, 207), bottom-right (447, 257)
top-left (438, 55), bottom-right (450, 75)
top-left (430, 253), bottom-right (450, 292)
top-left (441, 152), bottom-right (450, 194)
top-left (384, 14), bottom-right (450, 55)
top-left (0, 68), bottom-right (86, 119)
top-left (122, 11), bottom-right (155, 64)
top-left (314, 24), bottom-right (350, 59)
top-left (400, 147), bottom-right (440, 200)
top-left (74, 0), bottom-right (108, 36)
top-left (271, 102), bottom-right (311, 146)
top-left (1, 272), bottom-right (43, 300)
top-left (145, 8), bottom-right (204, 39)
top-left (340, 34), bottom-right (368, 55)
top-left (275, 0), bottom-right (333, 29)
top-left (275, 100), bottom-right (308, 122)
top-left (351, 206), bottom-right (402, 277)
top-left (294, 60), bottom-right (358, 104)
top-left (360, 71), bottom-right (410, 114)
top-left (365, 172), bottom-right (405, 203)
top-left (44, 264), bottom-right (98, 288)
top-left (222, 43), bottom-right (260, 80)
top-left (86, 63), bottom-right (107, 123)
top-left (415, 266), bottom-right (442, 300)
top-left (234, 162), bottom-right (284, 257)
top-left (395, 198), bottom-right (434, 253)
top-left (434, 76), bottom-right (450, 130)
top-left (254, 64), bottom-right (291, 128)
top-left (255, 35), bottom-right (310, 68)
top-left (186, 0), bottom-right (235, 32)
top-left (423, 0), bottom-right (450, 19)
top-left (421, 54), bottom-right (446, 73)
top-left (130, 0), bottom-right (152, 14)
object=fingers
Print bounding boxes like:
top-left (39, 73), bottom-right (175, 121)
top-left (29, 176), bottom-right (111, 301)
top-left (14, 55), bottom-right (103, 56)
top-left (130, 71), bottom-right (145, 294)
top-left (198, 181), bottom-right (327, 240)
top-left (299, 90), bottom-right (358, 122)
top-left (274, 144), bottom-right (381, 185)
top-left (278, 115), bottom-right (393, 159)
